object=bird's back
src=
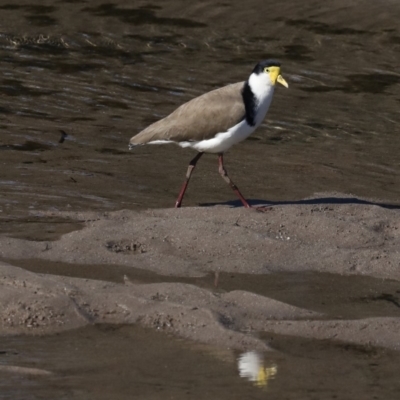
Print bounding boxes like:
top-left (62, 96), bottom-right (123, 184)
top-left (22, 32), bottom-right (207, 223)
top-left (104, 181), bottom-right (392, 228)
top-left (130, 81), bottom-right (246, 146)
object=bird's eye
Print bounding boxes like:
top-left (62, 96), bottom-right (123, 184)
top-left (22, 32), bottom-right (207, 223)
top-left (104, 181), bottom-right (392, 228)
top-left (264, 67), bottom-right (270, 73)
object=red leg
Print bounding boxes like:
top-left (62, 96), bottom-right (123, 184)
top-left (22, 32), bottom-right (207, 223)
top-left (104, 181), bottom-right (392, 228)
top-left (175, 152), bottom-right (204, 208)
top-left (218, 153), bottom-right (251, 208)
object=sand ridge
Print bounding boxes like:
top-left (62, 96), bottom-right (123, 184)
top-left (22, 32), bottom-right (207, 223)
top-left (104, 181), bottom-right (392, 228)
top-left (1, 193), bottom-right (400, 350)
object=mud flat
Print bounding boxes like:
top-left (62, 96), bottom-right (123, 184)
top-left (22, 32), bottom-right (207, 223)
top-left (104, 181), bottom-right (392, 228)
top-left (1, 193), bottom-right (400, 351)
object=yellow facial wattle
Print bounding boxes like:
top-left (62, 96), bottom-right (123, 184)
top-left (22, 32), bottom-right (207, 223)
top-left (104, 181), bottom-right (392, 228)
top-left (265, 66), bottom-right (289, 88)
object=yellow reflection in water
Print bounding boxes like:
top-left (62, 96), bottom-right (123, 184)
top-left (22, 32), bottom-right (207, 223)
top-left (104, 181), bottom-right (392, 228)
top-left (237, 351), bottom-right (277, 388)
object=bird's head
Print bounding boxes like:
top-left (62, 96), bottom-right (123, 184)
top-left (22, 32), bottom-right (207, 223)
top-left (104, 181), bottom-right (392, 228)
top-left (252, 59), bottom-right (288, 88)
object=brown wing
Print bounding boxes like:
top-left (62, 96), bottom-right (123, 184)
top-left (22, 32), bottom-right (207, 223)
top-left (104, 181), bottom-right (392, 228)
top-left (130, 82), bottom-right (245, 145)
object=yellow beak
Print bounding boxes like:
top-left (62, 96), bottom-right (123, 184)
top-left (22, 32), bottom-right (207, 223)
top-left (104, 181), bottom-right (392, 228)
top-left (277, 74), bottom-right (289, 88)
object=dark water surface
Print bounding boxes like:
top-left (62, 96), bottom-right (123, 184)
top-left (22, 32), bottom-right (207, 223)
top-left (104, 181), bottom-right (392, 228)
top-left (8, 258), bottom-right (400, 320)
top-left (1, 0), bottom-right (400, 218)
top-left (1, 324), bottom-right (400, 400)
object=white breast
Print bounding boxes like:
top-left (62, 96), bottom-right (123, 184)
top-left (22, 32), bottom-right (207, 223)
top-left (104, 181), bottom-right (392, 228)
top-left (179, 80), bottom-right (275, 154)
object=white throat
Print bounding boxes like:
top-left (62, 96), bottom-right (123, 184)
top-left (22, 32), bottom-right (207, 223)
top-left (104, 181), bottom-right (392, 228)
top-left (247, 72), bottom-right (275, 126)
top-left (248, 72), bottom-right (275, 101)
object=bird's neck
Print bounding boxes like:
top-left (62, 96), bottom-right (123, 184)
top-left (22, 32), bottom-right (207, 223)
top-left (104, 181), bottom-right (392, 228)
top-left (242, 75), bottom-right (274, 127)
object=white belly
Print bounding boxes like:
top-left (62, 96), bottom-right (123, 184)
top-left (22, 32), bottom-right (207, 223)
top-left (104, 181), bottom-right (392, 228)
top-left (178, 120), bottom-right (256, 153)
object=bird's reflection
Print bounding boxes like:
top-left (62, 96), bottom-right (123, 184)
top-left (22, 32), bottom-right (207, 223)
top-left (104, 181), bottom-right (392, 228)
top-left (237, 351), bottom-right (277, 388)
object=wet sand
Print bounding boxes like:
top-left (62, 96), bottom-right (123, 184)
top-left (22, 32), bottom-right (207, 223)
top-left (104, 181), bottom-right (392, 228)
top-left (2, 197), bottom-right (400, 397)
top-left (1, 196), bottom-right (400, 351)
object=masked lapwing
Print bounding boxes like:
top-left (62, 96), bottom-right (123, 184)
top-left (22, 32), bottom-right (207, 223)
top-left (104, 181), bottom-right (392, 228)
top-left (129, 59), bottom-right (288, 208)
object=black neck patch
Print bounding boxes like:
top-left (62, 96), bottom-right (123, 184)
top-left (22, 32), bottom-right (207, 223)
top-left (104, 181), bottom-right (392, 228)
top-left (241, 81), bottom-right (257, 126)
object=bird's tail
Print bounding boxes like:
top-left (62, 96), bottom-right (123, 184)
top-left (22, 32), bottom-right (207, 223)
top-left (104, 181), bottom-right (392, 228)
top-left (129, 141), bottom-right (145, 150)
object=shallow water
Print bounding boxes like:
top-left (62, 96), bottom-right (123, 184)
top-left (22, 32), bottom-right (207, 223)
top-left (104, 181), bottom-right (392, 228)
top-left (0, 215), bottom-right (84, 241)
top-left (1, 324), bottom-right (400, 400)
top-left (7, 258), bottom-right (400, 320)
top-left (1, 0), bottom-right (400, 218)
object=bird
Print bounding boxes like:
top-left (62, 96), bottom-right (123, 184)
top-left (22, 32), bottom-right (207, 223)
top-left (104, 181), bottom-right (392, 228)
top-left (129, 59), bottom-right (288, 208)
